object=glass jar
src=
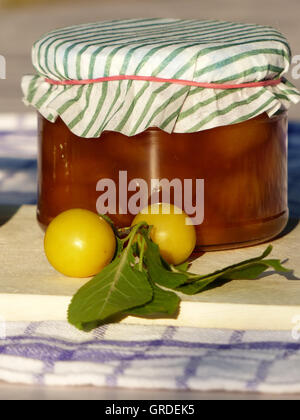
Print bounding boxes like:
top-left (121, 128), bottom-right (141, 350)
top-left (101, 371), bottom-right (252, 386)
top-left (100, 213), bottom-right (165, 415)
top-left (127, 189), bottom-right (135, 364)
top-left (37, 111), bottom-right (288, 251)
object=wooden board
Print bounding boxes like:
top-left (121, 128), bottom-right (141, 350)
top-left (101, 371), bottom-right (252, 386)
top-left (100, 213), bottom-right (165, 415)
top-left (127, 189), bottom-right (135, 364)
top-left (0, 206), bottom-right (300, 330)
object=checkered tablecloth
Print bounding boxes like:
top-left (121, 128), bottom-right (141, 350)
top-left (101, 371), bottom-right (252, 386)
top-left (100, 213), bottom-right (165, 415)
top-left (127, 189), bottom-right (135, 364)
top-left (0, 114), bottom-right (37, 205)
top-left (0, 114), bottom-right (300, 393)
top-left (0, 321), bottom-right (300, 393)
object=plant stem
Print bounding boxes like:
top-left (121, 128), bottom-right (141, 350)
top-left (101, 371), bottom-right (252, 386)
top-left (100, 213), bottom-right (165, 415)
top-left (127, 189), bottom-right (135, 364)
top-left (126, 222), bottom-right (148, 249)
top-left (117, 226), bottom-right (131, 235)
top-left (138, 237), bottom-right (146, 272)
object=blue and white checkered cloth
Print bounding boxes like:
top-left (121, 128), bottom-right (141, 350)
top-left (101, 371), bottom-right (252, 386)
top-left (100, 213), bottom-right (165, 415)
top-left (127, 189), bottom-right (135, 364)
top-left (0, 114), bottom-right (37, 205)
top-left (1, 114), bottom-right (300, 392)
top-left (0, 322), bottom-right (300, 393)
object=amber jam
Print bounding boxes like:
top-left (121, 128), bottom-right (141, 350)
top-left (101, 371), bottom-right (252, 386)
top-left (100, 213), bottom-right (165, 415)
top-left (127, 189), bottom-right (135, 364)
top-left (37, 112), bottom-right (288, 251)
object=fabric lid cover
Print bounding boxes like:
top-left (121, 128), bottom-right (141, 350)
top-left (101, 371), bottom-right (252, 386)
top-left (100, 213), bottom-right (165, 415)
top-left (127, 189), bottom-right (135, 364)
top-left (22, 18), bottom-right (300, 138)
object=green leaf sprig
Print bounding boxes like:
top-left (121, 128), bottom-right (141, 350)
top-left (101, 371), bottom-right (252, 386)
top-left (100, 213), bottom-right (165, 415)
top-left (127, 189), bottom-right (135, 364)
top-left (68, 221), bottom-right (291, 332)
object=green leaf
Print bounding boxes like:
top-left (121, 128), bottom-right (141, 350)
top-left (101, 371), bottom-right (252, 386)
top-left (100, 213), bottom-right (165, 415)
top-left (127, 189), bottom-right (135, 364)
top-left (260, 259), bottom-right (291, 273)
top-left (220, 260), bottom-right (290, 281)
top-left (68, 245), bottom-right (153, 330)
top-left (142, 234), bottom-right (189, 289)
top-left (220, 263), bottom-right (273, 280)
top-left (176, 246), bottom-right (291, 295)
top-left (162, 257), bottom-right (190, 273)
top-left (185, 245), bottom-right (273, 281)
top-left (173, 261), bottom-right (190, 272)
top-left (68, 214), bottom-right (293, 333)
top-left (114, 236), bottom-right (124, 258)
top-left (126, 282), bottom-right (180, 318)
top-left (176, 276), bottom-right (221, 295)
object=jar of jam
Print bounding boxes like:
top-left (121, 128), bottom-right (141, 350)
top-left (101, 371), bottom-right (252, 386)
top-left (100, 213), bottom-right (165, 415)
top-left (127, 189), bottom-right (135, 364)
top-left (22, 18), bottom-right (300, 250)
top-left (37, 111), bottom-right (288, 250)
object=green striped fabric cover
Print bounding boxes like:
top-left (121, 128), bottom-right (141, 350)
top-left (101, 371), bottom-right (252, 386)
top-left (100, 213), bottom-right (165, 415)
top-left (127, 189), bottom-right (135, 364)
top-left (22, 18), bottom-right (300, 138)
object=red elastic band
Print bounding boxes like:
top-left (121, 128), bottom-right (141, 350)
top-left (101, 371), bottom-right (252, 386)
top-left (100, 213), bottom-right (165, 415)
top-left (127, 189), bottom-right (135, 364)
top-left (45, 75), bottom-right (282, 89)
